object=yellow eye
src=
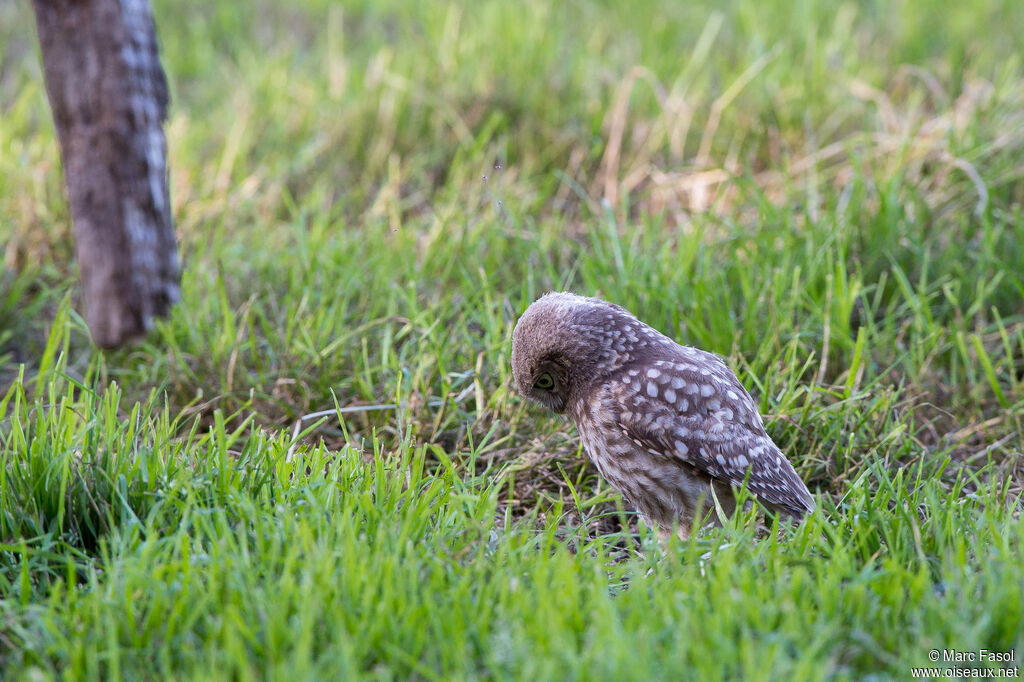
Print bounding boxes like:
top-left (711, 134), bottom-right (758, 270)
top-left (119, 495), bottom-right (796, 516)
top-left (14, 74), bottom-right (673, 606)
top-left (534, 373), bottom-right (554, 390)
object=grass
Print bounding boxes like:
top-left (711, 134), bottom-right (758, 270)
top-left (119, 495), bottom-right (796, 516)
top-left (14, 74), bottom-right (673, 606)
top-left (2, 0), bottom-right (1023, 678)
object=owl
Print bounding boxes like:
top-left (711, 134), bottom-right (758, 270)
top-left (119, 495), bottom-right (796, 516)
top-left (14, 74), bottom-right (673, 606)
top-left (511, 292), bottom-right (814, 540)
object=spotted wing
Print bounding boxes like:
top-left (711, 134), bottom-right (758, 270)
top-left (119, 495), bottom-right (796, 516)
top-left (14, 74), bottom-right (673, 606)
top-left (609, 352), bottom-right (814, 515)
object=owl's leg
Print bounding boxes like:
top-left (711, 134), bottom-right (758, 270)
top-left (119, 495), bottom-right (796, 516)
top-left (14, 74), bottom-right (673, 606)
top-left (685, 488), bottom-right (725, 535)
top-left (709, 481), bottom-right (738, 524)
top-left (656, 523), bottom-right (690, 543)
top-left (645, 523), bottom-right (688, 576)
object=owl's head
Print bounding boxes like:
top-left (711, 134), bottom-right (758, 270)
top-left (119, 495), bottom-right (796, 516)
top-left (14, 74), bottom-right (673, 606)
top-left (511, 291), bottom-right (636, 413)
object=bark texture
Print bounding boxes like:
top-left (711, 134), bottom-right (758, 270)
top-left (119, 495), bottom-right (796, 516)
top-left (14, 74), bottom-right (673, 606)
top-left (32, 0), bottom-right (180, 348)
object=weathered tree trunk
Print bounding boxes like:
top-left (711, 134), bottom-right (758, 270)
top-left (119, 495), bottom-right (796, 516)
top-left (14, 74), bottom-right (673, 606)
top-left (32, 0), bottom-right (180, 348)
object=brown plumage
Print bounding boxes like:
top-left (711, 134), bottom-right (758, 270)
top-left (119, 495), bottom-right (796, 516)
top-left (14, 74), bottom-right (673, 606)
top-left (511, 292), bottom-right (814, 539)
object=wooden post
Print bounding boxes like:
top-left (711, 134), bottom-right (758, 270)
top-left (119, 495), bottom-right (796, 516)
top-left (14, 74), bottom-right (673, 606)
top-left (31, 0), bottom-right (180, 348)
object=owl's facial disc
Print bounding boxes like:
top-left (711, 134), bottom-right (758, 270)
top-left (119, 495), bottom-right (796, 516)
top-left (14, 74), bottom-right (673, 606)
top-left (523, 360), bottom-right (570, 413)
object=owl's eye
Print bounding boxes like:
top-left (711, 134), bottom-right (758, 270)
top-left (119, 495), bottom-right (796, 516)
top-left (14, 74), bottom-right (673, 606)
top-left (534, 373), bottom-right (554, 390)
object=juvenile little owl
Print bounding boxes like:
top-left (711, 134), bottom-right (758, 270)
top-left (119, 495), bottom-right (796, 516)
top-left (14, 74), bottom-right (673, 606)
top-left (511, 292), bottom-right (814, 539)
